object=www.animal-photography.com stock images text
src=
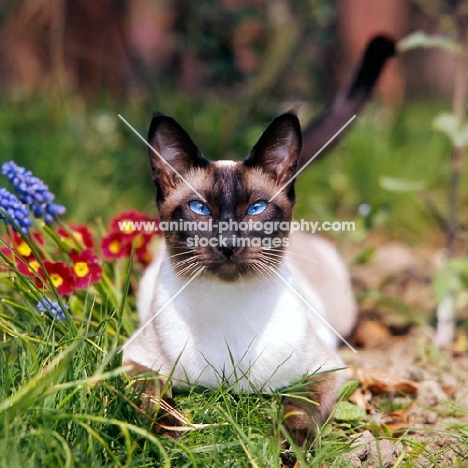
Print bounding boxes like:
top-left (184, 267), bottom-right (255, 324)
top-left (1, 2), bottom-right (468, 467)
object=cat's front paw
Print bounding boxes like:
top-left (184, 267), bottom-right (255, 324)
top-left (126, 361), bottom-right (182, 439)
top-left (281, 373), bottom-right (340, 449)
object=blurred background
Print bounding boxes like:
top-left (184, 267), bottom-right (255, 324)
top-left (0, 0), bottom-right (464, 247)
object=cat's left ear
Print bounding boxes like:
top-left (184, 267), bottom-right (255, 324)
top-left (243, 112), bottom-right (302, 187)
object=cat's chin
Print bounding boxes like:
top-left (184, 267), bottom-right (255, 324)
top-left (205, 262), bottom-right (263, 282)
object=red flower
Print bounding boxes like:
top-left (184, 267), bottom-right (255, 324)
top-left (9, 231), bottom-right (44, 257)
top-left (1, 230), bottom-right (44, 275)
top-left (36, 261), bottom-right (75, 296)
top-left (101, 210), bottom-right (161, 262)
top-left (16, 254), bottom-right (43, 278)
top-left (109, 210), bottom-right (161, 238)
top-left (133, 233), bottom-right (155, 265)
top-left (58, 224), bottom-right (94, 249)
top-left (0, 245), bottom-right (13, 263)
top-left (101, 231), bottom-right (131, 260)
top-left (69, 248), bottom-right (102, 289)
top-left (110, 210), bottom-right (145, 230)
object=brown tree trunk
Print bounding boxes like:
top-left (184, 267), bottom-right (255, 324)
top-left (337, 0), bottom-right (409, 105)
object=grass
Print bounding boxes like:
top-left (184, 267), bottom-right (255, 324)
top-left (0, 259), bottom-right (353, 467)
top-left (1, 95), bottom-right (468, 467)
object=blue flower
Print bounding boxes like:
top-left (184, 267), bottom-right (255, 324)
top-left (37, 298), bottom-right (68, 321)
top-left (2, 161), bottom-right (66, 224)
top-left (0, 188), bottom-right (33, 234)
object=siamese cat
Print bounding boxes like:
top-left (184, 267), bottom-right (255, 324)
top-left (123, 35), bottom-right (395, 448)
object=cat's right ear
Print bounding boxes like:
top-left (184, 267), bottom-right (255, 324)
top-left (147, 113), bottom-right (210, 203)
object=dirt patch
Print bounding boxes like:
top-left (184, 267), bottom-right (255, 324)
top-left (333, 241), bottom-right (468, 466)
top-left (338, 328), bottom-right (468, 465)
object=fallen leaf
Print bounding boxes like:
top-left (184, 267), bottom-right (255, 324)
top-left (349, 387), bottom-right (373, 411)
top-left (357, 369), bottom-right (419, 395)
top-left (381, 407), bottom-right (413, 436)
top-left (353, 320), bottom-right (391, 349)
top-left (442, 385), bottom-right (457, 397)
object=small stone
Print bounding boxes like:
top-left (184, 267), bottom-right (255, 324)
top-left (393, 441), bottom-right (404, 459)
top-left (350, 430), bottom-right (375, 460)
top-left (348, 431), bottom-right (394, 466)
top-left (408, 406), bottom-right (438, 425)
top-left (367, 439), bottom-right (394, 466)
top-left (423, 410), bottom-right (438, 424)
top-left (417, 380), bottom-right (447, 407)
top-left (342, 453), bottom-right (362, 467)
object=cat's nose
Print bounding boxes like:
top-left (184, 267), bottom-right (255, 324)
top-left (218, 236), bottom-right (237, 259)
top-left (219, 244), bottom-right (236, 259)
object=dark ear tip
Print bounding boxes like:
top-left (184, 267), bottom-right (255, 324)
top-left (365, 35), bottom-right (396, 60)
top-left (150, 112), bottom-right (170, 126)
top-left (277, 112), bottom-right (302, 137)
top-left (148, 112), bottom-right (176, 140)
top-left (274, 111), bottom-right (301, 128)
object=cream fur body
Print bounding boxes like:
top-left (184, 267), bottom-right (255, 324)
top-left (123, 232), bottom-right (356, 392)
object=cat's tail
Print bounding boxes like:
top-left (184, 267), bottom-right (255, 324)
top-left (298, 35), bottom-right (396, 170)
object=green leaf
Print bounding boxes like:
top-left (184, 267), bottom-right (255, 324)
top-left (397, 31), bottom-right (460, 53)
top-left (337, 379), bottom-right (360, 402)
top-left (433, 112), bottom-right (468, 146)
top-left (380, 176), bottom-right (424, 192)
top-left (334, 401), bottom-right (366, 422)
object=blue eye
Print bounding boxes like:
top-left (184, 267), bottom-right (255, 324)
top-left (246, 200), bottom-right (268, 216)
top-left (189, 201), bottom-right (211, 216)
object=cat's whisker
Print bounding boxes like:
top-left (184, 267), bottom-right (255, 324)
top-left (169, 245), bottom-right (200, 252)
top-left (172, 252), bottom-right (203, 264)
top-left (258, 253), bottom-right (282, 266)
top-left (158, 255), bottom-right (198, 274)
top-left (172, 256), bottom-right (197, 271)
top-left (262, 251), bottom-right (305, 270)
top-left (266, 247), bottom-right (321, 264)
top-left (175, 264), bottom-right (198, 278)
top-left (258, 259), bottom-right (281, 271)
top-left (251, 259), bottom-right (275, 279)
top-left (188, 261), bottom-right (208, 280)
top-left (250, 263), bottom-right (267, 279)
top-left (167, 249), bottom-right (197, 260)
top-left (261, 253), bottom-right (309, 281)
top-left (262, 250), bottom-right (296, 264)
top-left (174, 256), bottom-right (199, 271)
top-left (252, 267), bottom-right (267, 280)
top-left (173, 256), bottom-right (202, 267)
top-left (262, 250), bottom-right (322, 279)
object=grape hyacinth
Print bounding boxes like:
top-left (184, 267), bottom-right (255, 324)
top-left (0, 188), bottom-right (33, 234)
top-left (37, 297), bottom-right (68, 321)
top-left (2, 161), bottom-right (66, 224)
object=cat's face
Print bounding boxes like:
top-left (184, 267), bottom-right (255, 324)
top-left (147, 113), bottom-right (302, 282)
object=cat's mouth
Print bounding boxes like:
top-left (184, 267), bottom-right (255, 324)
top-left (168, 241), bottom-right (285, 282)
top-left (204, 250), bottom-right (283, 282)
top-left (205, 260), bottom-right (253, 282)
top-left (171, 253), bottom-right (273, 282)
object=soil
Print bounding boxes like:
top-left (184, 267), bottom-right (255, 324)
top-left (336, 241), bottom-right (468, 467)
